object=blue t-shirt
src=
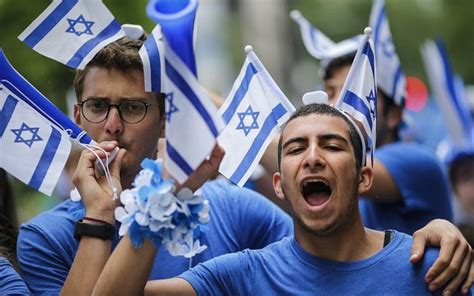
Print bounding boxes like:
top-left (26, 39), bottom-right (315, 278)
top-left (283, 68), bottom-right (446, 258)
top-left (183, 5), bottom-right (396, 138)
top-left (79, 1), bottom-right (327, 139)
top-left (181, 231), bottom-right (467, 295)
top-left (17, 179), bottom-right (292, 295)
top-left (0, 257), bottom-right (31, 295)
top-left (360, 142), bottom-right (453, 234)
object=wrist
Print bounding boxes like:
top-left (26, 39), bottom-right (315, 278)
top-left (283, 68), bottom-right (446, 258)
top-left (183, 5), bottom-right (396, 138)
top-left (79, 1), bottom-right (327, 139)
top-left (85, 210), bottom-right (116, 225)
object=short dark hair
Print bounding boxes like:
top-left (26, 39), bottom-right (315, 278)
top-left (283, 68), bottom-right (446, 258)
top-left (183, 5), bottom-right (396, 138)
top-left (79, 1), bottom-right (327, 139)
top-left (277, 103), bottom-right (364, 171)
top-left (449, 155), bottom-right (474, 193)
top-left (73, 36), bottom-right (165, 117)
top-left (323, 53), bottom-right (355, 81)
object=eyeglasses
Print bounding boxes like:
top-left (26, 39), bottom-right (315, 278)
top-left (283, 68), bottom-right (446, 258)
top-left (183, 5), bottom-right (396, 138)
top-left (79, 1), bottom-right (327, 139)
top-left (78, 99), bottom-right (157, 124)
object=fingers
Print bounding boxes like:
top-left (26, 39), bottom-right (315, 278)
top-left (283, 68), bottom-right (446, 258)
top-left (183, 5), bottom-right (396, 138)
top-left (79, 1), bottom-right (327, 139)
top-left (461, 251), bottom-right (473, 295)
top-left (439, 245), bottom-right (471, 295)
top-left (178, 144), bottom-right (225, 192)
top-left (425, 236), bottom-right (457, 286)
top-left (208, 144), bottom-right (225, 170)
top-left (410, 228), bottom-right (430, 264)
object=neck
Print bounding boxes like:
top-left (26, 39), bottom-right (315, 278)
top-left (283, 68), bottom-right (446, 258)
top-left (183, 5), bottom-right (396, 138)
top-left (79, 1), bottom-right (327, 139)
top-left (294, 212), bottom-right (384, 262)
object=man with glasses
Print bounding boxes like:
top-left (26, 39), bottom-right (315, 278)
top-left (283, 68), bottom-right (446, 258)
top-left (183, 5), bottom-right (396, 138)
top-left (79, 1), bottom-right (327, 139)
top-left (17, 37), bottom-right (472, 295)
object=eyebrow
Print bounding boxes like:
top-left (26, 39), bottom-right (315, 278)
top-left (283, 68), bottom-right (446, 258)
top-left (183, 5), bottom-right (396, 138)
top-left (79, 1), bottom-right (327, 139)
top-left (282, 137), bottom-right (307, 150)
top-left (82, 96), bottom-right (150, 102)
top-left (318, 133), bottom-right (349, 146)
top-left (282, 133), bottom-right (350, 150)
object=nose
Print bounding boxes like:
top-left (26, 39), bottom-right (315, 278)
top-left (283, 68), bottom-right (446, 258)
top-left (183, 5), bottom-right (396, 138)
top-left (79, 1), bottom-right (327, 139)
top-left (104, 107), bottom-right (123, 135)
top-left (303, 144), bottom-right (325, 170)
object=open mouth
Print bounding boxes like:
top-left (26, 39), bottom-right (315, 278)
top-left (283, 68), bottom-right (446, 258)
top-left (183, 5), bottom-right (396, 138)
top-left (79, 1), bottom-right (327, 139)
top-left (301, 179), bottom-right (332, 207)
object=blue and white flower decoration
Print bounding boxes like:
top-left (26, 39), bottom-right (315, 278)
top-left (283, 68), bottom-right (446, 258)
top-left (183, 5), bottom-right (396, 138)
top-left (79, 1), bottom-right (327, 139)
top-left (115, 158), bottom-right (209, 258)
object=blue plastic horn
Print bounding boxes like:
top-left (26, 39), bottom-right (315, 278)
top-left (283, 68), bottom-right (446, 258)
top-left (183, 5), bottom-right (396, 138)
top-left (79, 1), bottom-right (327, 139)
top-left (146, 0), bottom-right (198, 77)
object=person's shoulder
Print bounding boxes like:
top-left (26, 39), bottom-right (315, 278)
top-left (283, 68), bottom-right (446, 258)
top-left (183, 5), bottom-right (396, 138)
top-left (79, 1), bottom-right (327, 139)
top-left (391, 231), bottom-right (439, 268)
top-left (377, 142), bottom-right (444, 174)
top-left (19, 199), bottom-right (81, 238)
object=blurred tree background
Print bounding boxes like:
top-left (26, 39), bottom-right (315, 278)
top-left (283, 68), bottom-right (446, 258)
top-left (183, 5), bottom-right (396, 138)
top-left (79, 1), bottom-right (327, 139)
top-left (0, 0), bottom-right (473, 222)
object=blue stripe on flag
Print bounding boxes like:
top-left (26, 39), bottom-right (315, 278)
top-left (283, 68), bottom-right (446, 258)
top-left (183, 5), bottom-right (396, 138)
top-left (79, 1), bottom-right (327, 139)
top-left (391, 65), bottom-right (402, 100)
top-left (373, 6), bottom-right (385, 47)
top-left (166, 141), bottom-right (193, 176)
top-left (165, 59), bottom-right (219, 137)
top-left (221, 63), bottom-right (257, 124)
top-left (66, 19), bottom-right (122, 68)
top-left (343, 90), bottom-right (373, 128)
top-left (22, 0), bottom-right (78, 48)
top-left (230, 103), bottom-right (287, 184)
top-left (0, 95), bottom-right (18, 137)
top-left (362, 42), bottom-right (375, 78)
top-left (28, 127), bottom-right (61, 190)
top-left (145, 36), bottom-right (161, 92)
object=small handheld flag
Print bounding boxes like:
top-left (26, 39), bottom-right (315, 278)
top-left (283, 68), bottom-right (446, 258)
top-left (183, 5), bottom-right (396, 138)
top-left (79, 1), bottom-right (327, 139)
top-left (218, 46), bottom-right (295, 186)
top-left (369, 0), bottom-right (405, 105)
top-left (421, 39), bottom-right (474, 162)
top-left (335, 28), bottom-right (377, 165)
top-left (18, 0), bottom-right (125, 69)
top-left (290, 10), bottom-right (362, 60)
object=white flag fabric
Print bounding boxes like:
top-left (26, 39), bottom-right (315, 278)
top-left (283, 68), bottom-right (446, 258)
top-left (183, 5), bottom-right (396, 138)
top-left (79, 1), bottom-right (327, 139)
top-left (0, 85), bottom-right (71, 195)
top-left (139, 25), bottom-right (165, 92)
top-left (218, 47), bottom-right (295, 187)
top-left (290, 10), bottom-right (362, 60)
top-left (18, 0), bottom-right (125, 69)
top-left (369, 0), bottom-right (405, 105)
top-left (421, 39), bottom-right (472, 150)
top-left (335, 29), bottom-right (377, 162)
top-left (162, 42), bottom-right (224, 184)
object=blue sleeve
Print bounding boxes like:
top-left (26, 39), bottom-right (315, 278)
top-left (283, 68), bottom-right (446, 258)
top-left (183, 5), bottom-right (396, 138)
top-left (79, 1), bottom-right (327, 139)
top-left (375, 143), bottom-right (452, 220)
top-left (207, 180), bottom-right (292, 249)
top-left (179, 251), bottom-right (251, 296)
top-left (17, 219), bottom-right (76, 295)
top-left (0, 257), bottom-right (31, 295)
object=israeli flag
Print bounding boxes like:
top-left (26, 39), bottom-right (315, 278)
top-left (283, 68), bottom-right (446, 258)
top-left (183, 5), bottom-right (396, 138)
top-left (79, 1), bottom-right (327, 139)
top-left (369, 0), bottom-right (405, 105)
top-left (162, 42), bottom-right (224, 184)
top-left (336, 28), bottom-right (377, 162)
top-left (139, 25), bottom-right (165, 92)
top-left (18, 0), bottom-right (125, 69)
top-left (421, 39), bottom-right (473, 154)
top-left (218, 46), bottom-right (295, 187)
top-left (0, 86), bottom-right (71, 195)
top-left (290, 10), bottom-right (362, 60)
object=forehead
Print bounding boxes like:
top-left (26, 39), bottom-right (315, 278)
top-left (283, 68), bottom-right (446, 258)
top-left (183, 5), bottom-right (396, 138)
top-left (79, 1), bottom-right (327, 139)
top-left (82, 67), bottom-right (151, 100)
top-left (282, 114), bottom-right (352, 143)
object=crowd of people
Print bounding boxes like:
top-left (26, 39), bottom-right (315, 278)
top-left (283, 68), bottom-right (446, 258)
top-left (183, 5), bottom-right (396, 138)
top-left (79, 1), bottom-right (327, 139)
top-left (1, 2), bottom-right (473, 295)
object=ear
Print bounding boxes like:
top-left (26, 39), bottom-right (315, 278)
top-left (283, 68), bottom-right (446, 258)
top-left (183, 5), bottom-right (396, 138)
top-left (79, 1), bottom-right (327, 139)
top-left (386, 106), bottom-right (402, 130)
top-left (357, 166), bottom-right (373, 195)
top-left (272, 172), bottom-right (285, 200)
top-left (73, 104), bottom-right (81, 126)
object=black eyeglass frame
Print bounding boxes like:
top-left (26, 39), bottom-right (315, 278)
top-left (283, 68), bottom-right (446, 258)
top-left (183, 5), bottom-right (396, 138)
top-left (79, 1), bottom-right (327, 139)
top-left (77, 99), bottom-right (157, 124)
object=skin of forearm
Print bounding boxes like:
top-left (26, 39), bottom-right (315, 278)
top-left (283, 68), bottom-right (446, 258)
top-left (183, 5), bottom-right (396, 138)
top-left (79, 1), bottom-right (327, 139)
top-left (61, 237), bottom-right (112, 296)
top-left (93, 236), bottom-right (157, 296)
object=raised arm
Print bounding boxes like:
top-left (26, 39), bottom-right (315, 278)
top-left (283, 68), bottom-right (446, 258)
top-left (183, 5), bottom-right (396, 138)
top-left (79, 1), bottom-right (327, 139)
top-left (61, 142), bottom-right (126, 295)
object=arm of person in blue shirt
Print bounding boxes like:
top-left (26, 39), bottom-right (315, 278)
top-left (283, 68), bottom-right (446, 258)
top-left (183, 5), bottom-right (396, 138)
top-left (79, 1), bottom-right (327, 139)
top-left (93, 235), bottom-right (195, 296)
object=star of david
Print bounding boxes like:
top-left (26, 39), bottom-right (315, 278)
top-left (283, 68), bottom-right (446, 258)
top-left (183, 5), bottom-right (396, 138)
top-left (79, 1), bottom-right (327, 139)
top-left (66, 15), bottom-right (95, 36)
top-left (165, 92), bottom-right (179, 122)
top-left (236, 105), bottom-right (259, 136)
top-left (366, 89), bottom-right (377, 121)
top-left (11, 123), bottom-right (43, 148)
top-left (381, 37), bottom-right (395, 58)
